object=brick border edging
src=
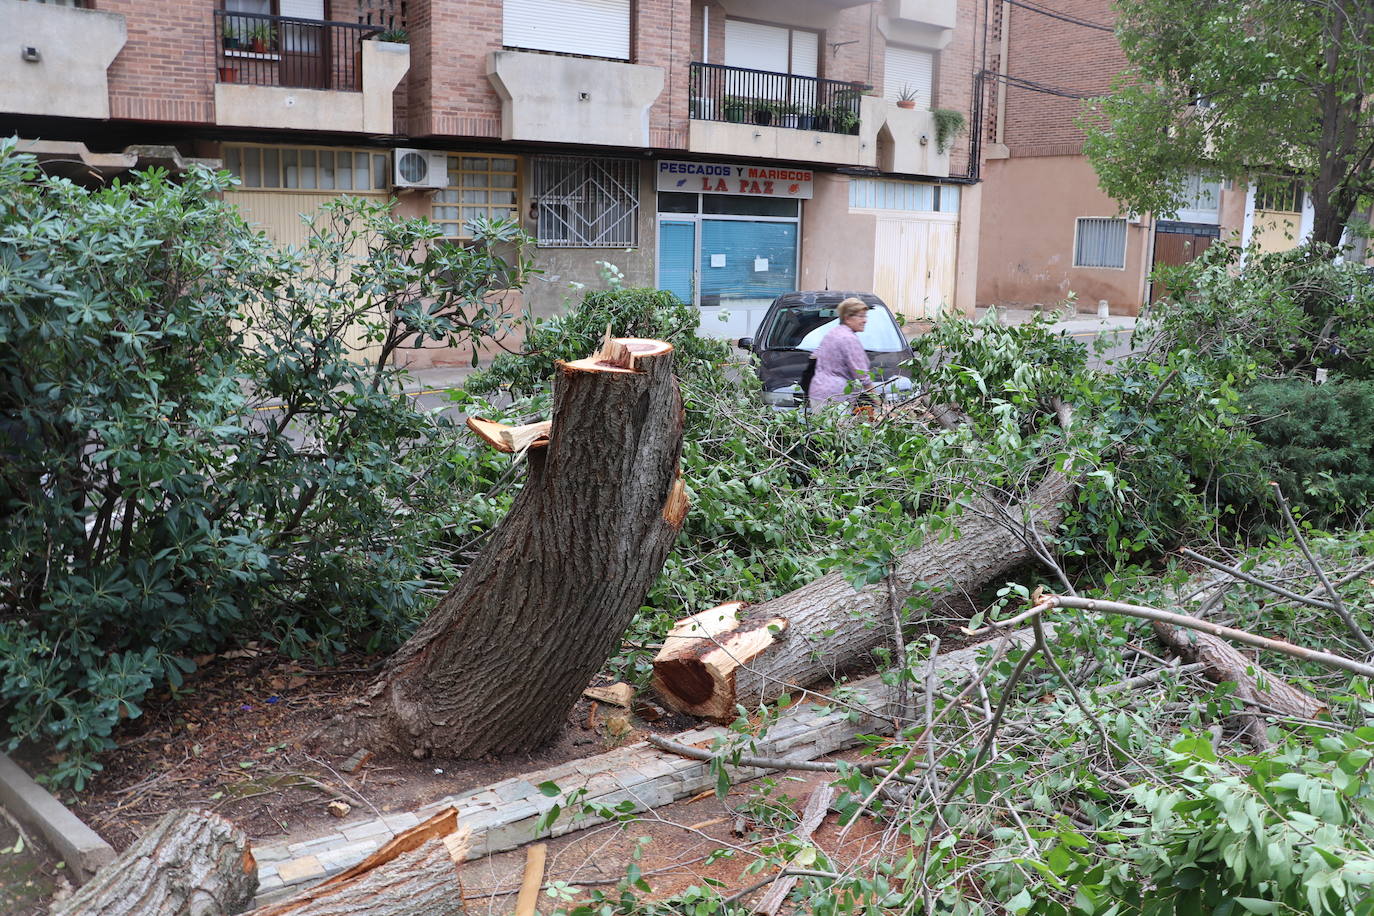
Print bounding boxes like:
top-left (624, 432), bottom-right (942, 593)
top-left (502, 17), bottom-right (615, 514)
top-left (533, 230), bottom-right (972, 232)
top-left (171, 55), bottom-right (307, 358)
top-left (0, 752), bottom-right (115, 882)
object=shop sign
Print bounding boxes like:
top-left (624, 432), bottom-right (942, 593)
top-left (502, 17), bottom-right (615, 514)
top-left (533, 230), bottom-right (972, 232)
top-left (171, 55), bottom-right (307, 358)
top-left (656, 160), bottom-right (813, 199)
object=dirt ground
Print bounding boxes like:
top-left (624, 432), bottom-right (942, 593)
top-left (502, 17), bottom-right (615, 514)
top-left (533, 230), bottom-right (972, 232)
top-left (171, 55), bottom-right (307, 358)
top-left (10, 622), bottom-right (960, 913)
top-left (31, 649), bottom-right (690, 853)
top-left (0, 808), bottom-right (69, 916)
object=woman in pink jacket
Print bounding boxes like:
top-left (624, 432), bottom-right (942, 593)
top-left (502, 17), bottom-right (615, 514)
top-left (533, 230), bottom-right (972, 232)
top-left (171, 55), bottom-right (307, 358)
top-left (807, 297), bottom-right (874, 408)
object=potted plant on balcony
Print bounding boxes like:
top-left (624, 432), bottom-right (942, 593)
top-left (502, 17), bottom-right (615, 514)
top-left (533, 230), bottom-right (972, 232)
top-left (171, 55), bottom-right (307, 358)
top-left (777, 101), bottom-right (799, 129)
top-left (247, 23), bottom-right (276, 54)
top-left (752, 100), bottom-right (776, 127)
top-left (723, 96), bottom-right (749, 123)
top-left (811, 104), bottom-right (833, 132)
top-left (896, 84), bottom-right (919, 109)
top-left (218, 64), bottom-right (239, 83)
top-left (375, 27), bottom-right (408, 43)
top-left (222, 22), bottom-right (247, 51)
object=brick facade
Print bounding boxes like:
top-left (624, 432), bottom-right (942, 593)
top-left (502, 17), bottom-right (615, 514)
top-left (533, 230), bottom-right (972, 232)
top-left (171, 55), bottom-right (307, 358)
top-left (997, 0), bottom-right (1124, 157)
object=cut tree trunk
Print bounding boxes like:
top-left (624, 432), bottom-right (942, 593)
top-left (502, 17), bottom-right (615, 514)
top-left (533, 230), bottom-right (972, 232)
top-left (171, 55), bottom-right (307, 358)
top-left (653, 472), bottom-right (1072, 720)
top-left (358, 336), bottom-right (687, 758)
top-left (247, 809), bottom-right (470, 916)
top-left (50, 808), bottom-right (255, 916)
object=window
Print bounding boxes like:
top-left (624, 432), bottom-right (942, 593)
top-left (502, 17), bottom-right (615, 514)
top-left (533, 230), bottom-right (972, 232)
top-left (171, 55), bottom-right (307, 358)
top-left (849, 178), bottom-right (957, 213)
top-left (1254, 175), bottom-right (1304, 213)
top-left (224, 145), bottom-right (390, 191)
top-left (432, 156), bottom-right (519, 238)
top-left (1074, 218), bottom-right (1128, 269)
top-left (1176, 171), bottom-right (1221, 222)
top-left (723, 20), bottom-right (819, 77)
top-left (884, 46), bottom-right (935, 106)
top-left (532, 157), bottom-right (639, 248)
top-left (503, 0), bottom-right (630, 61)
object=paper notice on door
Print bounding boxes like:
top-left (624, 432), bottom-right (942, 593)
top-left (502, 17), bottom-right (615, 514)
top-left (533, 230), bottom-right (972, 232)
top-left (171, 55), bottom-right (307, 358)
top-left (753, 257), bottom-right (769, 272)
top-left (710, 253), bottom-right (726, 268)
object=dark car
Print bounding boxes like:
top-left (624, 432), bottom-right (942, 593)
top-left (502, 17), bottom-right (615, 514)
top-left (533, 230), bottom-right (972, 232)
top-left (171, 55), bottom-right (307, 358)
top-left (737, 291), bottom-right (915, 408)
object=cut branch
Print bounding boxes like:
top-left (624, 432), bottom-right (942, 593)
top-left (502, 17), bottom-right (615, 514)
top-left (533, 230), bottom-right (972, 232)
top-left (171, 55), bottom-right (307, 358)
top-left (652, 472), bottom-right (1072, 720)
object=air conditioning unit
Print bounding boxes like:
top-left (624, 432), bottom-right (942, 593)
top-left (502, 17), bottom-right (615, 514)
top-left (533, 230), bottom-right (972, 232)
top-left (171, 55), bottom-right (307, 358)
top-left (392, 149), bottom-right (449, 189)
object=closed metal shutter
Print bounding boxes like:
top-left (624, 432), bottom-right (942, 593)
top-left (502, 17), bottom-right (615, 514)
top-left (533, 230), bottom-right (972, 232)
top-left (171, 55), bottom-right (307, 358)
top-left (504, 0), bottom-right (630, 60)
top-left (724, 20), bottom-right (817, 75)
top-left (884, 46), bottom-right (934, 105)
top-left (1074, 218), bottom-right (1128, 268)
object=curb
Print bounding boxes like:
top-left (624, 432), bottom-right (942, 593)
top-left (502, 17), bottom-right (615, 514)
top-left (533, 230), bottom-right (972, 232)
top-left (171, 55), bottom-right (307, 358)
top-left (0, 752), bottom-right (115, 882)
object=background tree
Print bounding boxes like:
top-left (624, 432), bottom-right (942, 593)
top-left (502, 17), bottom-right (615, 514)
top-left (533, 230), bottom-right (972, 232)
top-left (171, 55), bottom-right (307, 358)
top-left (1083, 0), bottom-right (1374, 249)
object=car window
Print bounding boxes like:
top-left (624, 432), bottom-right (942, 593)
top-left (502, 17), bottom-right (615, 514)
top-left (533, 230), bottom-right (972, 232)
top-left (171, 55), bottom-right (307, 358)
top-left (764, 307), bottom-right (907, 352)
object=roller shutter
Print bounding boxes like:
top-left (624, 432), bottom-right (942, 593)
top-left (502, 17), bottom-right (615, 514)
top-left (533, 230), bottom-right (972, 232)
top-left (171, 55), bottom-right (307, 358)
top-left (504, 0), bottom-right (631, 61)
top-left (884, 45), bottom-right (934, 105)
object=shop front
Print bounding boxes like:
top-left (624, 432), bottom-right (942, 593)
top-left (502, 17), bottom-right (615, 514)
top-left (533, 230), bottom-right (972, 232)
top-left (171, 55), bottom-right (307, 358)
top-left (654, 159), bottom-right (811, 340)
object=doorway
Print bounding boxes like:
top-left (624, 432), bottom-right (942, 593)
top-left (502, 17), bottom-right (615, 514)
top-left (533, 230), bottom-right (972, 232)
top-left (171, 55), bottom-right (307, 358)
top-left (1150, 220), bottom-right (1219, 302)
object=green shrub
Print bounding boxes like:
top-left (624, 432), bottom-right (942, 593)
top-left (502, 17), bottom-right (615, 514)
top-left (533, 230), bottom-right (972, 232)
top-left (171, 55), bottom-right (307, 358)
top-left (1146, 242), bottom-right (1374, 381)
top-left (1235, 379), bottom-right (1374, 523)
top-left (0, 140), bottom-right (527, 785)
top-left (466, 286), bottom-right (731, 396)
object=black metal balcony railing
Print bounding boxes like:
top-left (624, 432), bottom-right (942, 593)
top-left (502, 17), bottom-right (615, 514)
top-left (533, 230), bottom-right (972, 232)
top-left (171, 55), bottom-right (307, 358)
top-left (689, 62), bottom-right (865, 135)
top-left (214, 10), bottom-right (379, 91)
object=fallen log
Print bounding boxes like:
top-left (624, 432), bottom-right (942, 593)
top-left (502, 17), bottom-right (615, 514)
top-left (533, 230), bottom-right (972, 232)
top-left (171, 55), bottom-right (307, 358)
top-left (356, 334), bottom-right (687, 758)
top-left (652, 472), bottom-right (1072, 720)
top-left (247, 809), bottom-right (470, 916)
top-left (50, 808), bottom-right (255, 916)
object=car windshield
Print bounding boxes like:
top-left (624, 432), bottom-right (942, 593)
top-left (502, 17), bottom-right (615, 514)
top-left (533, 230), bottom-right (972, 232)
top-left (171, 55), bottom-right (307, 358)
top-left (762, 305), bottom-right (907, 352)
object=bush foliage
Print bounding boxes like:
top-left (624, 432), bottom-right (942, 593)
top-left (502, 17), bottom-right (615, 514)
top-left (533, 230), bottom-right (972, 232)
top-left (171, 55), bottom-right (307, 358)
top-left (0, 142), bottom-right (527, 785)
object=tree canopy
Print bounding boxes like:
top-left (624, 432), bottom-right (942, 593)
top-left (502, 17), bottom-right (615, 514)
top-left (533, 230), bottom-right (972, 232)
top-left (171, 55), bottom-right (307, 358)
top-left (1083, 0), bottom-right (1374, 249)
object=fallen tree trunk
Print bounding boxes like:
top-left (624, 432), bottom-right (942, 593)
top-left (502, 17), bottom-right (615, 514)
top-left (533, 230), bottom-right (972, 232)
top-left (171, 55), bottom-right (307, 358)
top-left (248, 809), bottom-right (470, 916)
top-left (50, 808), bottom-right (255, 916)
top-left (357, 335), bottom-right (687, 758)
top-left (652, 472), bottom-right (1072, 720)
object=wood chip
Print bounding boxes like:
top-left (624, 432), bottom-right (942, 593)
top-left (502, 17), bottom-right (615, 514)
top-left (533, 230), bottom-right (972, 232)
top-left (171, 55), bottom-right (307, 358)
top-left (583, 683), bottom-right (634, 708)
top-left (326, 801), bottom-right (351, 818)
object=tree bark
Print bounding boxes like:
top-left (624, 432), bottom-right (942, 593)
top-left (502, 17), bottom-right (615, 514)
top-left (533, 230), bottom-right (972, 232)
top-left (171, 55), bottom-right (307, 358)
top-left (652, 472), bottom-right (1072, 720)
top-left (358, 336), bottom-right (686, 758)
top-left (1150, 619), bottom-right (1325, 720)
top-left (50, 809), bottom-right (256, 916)
top-left (247, 809), bottom-right (470, 916)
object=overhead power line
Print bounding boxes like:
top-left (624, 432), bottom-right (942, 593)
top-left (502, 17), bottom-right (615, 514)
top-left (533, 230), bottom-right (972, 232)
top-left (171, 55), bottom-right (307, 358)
top-left (1004, 0), bottom-right (1115, 32)
top-left (983, 70), bottom-right (1098, 100)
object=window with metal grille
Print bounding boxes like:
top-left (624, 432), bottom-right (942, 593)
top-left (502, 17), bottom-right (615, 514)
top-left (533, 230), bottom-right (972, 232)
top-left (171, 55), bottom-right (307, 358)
top-left (1073, 217), bottom-right (1127, 269)
top-left (432, 156), bottom-right (520, 238)
top-left (532, 157), bottom-right (639, 248)
top-left (1254, 175), bottom-right (1304, 213)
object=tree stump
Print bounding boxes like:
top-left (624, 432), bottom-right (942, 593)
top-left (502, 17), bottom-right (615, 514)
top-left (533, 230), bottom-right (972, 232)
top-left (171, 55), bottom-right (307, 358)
top-left (359, 335), bottom-right (686, 758)
top-left (652, 472), bottom-right (1072, 720)
top-left (50, 808), bottom-right (255, 916)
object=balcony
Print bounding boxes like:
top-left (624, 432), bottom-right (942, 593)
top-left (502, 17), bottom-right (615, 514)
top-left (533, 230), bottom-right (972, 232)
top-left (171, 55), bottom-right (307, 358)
top-left (687, 62), bottom-right (879, 167)
top-left (487, 50), bottom-right (665, 148)
top-left (1, 0), bottom-right (126, 120)
top-left (213, 11), bottom-right (409, 134)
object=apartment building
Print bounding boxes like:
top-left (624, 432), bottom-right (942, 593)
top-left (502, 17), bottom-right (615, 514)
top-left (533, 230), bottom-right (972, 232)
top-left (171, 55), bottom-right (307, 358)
top-left (2, 0), bottom-right (987, 365)
top-left (974, 0), bottom-right (1318, 314)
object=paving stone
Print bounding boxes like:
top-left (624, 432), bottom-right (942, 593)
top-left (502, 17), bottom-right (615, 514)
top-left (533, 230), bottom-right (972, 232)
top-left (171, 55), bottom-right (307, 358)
top-left (493, 779), bottom-right (539, 804)
top-left (340, 818), bottom-right (395, 843)
top-left (286, 834), bottom-right (344, 858)
top-left (317, 839), bottom-right (380, 873)
top-left (484, 815), bottom-right (542, 853)
top-left (452, 806), bottom-right (506, 834)
top-left (276, 854), bottom-right (326, 884)
top-left (256, 874), bottom-right (285, 892)
top-left (257, 863), bottom-right (278, 879)
top-left (252, 843), bottom-right (291, 864)
top-left (381, 812), bottom-right (420, 832)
